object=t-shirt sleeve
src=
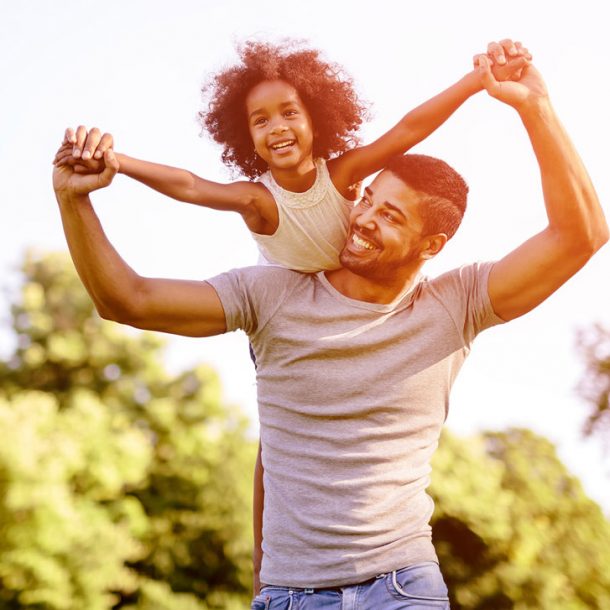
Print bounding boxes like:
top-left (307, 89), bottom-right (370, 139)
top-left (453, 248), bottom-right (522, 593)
top-left (429, 261), bottom-right (505, 345)
top-left (206, 265), bottom-right (301, 337)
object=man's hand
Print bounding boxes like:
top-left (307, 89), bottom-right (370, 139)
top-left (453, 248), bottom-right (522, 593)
top-left (475, 54), bottom-right (549, 112)
top-left (53, 130), bottom-right (119, 198)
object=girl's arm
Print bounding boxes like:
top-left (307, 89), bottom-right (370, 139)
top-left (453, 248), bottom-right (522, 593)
top-left (252, 442), bottom-right (264, 596)
top-left (117, 154), bottom-right (255, 212)
top-left (116, 154), bottom-right (277, 235)
top-left (54, 127), bottom-right (277, 234)
top-left (330, 41), bottom-right (530, 194)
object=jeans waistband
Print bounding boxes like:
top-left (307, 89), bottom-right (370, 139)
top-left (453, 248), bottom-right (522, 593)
top-left (261, 572), bottom-right (386, 594)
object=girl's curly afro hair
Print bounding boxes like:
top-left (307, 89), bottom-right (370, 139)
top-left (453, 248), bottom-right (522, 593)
top-left (199, 40), bottom-right (369, 179)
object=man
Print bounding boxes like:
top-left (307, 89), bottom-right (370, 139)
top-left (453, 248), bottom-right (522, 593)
top-left (53, 46), bottom-right (606, 609)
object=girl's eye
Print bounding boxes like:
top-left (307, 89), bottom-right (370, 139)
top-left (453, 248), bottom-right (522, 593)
top-left (284, 109), bottom-right (298, 117)
top-left (253, 117), bottom-right (267, 126)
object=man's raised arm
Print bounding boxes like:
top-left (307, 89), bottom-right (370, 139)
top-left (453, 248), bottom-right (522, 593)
top-left (52, 135), bottom-right (227, 338)
top-left (476, 53), bottom-right (608, 321)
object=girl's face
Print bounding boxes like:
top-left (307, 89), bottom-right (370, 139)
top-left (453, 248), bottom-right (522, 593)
top-left (245, 80), bottom-right (314, 174)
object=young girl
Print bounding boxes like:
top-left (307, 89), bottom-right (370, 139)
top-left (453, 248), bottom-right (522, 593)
top-left (56, 38), bottom-right (528, 596)
top-left (57, 40), bottom-right (527, 272)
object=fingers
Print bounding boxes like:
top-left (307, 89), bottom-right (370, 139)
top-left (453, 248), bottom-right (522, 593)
top-left (80, 127), bottom-right (102, 161)
top-left (487, 41), bottom-right (509, 65)
top-left (494, 55), bottom-right (529, 83)
top-left (475, 55), bottom-right (500, 96)
top-left (486, 39), bottom-right (533, 67)
top-left (97, 149), bottom-right (119, 188)
top-left (53, 141), bottom-right (95, 169)
top-left (514, 41), bottom-right (532, 61)
top-left (56, 126), bottom-right (114, 175)
top-left (63, 127), bottom-right (76, 146)
top-left (93, 132), bottom-right (114, 160)
top-left (473, 52), bottom-right (487, 70)
top-left (53, 142), bottom-right (74, 166)
top-left (72, 125), bottom-right (88, 159)
top-left (71, 125), bottom-right (114, 160)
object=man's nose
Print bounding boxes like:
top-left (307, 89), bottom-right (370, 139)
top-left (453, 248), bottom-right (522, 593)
top-left (355, 207), bottom-right (377, 230)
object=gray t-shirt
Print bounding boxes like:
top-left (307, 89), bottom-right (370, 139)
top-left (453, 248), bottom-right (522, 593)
top-left (208, 262), bottom-right (503, 588)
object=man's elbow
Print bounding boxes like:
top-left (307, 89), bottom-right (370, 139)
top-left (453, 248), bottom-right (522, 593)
top-left (96, 302), bottom-right (131, 325)
top-left (583, 217), bottom-right (609, 258)
top-left (567, 221), bottom-right (609, 265)
top-left (594, 219), bottom-right (610, 252)
top-left (95, 296), bottom-right (142, 326)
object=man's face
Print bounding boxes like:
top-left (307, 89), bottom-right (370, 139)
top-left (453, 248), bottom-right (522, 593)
top-left (339, 171), bottom-right (429, 279)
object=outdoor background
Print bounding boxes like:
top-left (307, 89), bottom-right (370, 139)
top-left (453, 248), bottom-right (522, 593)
top-left (1, 1), bottom-right (609, 608)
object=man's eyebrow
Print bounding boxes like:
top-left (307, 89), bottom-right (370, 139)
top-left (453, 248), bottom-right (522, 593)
top-left (364, 186), bottom-right (407, 219)
top-left (384, 201), bottom-right (407, 219)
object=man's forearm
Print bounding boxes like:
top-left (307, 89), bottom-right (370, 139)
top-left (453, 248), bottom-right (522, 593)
top-left (56, 192), bottom-right (141, 321)
top-left (520, 98), bottom-right (608, 251)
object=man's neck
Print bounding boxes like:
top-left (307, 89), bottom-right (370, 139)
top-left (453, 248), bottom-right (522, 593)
top-left (325, 265), bottom-right (424, 305)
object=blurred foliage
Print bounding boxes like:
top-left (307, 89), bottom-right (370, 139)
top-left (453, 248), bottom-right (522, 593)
top-left (1, 251), bottom-right (609, 609)
top-left (0, 251), bottom-right (257, 609)
top-left (576, 323), bottom-right (610, 438)
top-left (431, 428), bottom-right (610, 609)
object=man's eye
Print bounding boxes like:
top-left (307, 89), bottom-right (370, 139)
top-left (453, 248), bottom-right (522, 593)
top-left (383, 212), bottom-right (398, 222)
top-left (358, 198), bottom-right (371, 207)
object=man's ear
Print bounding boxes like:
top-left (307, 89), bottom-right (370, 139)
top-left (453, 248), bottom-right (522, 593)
top-left (420, 233), bottom-right (448, 260)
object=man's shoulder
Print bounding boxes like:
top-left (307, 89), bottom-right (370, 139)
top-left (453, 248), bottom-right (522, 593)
top-left (206, 266), bottom-right (316, 334)
top-left (207, 265), bottom-right (313, 300)
top-left (223, 264), bottom-right (311, 282)
top-left (426, 261), bottom-right (495, 289)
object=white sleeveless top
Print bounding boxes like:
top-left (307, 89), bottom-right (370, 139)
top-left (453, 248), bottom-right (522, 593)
top-left (252, 158), bottom-right (354, 272)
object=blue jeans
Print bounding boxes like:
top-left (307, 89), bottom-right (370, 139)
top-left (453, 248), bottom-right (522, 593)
top-left (251, 561), bottom-right (450, 609)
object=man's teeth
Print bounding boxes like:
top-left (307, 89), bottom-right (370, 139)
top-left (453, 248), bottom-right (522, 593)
top-left (271, 141), bottom-right (294, 150)
top-left (352, 234), bottom-right (375, 250)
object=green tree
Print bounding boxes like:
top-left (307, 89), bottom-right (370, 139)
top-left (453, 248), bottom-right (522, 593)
top-left (431, 428), bottom-right (610, 609)
top-left (0, 251), bottom-right (256, 609)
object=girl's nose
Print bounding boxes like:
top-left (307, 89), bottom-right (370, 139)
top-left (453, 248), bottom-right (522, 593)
top-left (270, 122), bottom-right (288, 135)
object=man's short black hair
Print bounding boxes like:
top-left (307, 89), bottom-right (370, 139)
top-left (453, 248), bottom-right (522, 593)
top-left (386, 154), bottom-right (468, 240)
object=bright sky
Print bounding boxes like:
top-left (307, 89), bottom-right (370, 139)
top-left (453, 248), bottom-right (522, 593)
top-left (2, 0), bottom-right (609, 510)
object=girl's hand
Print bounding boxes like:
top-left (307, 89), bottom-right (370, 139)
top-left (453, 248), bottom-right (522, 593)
top-left (474, 39), bottom-right (532, 83)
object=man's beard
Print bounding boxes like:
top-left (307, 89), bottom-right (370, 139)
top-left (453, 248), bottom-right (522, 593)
top-left (339, 246), bottom-right (413, 282)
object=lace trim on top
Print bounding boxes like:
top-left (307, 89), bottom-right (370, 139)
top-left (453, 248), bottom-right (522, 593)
top-left (259, 158), bottom-right (331, 209)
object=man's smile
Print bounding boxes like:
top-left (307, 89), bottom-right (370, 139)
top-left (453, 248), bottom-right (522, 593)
top-left (351, 232), bottom-right (378, 251)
